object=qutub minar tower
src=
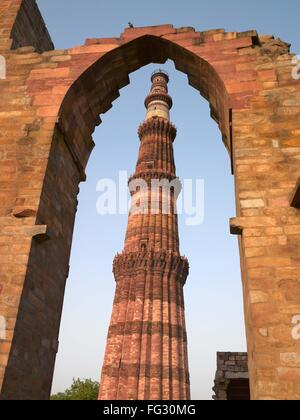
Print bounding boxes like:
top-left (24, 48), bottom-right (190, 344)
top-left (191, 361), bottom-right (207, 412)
top-left (99, 71), bottom-right (190, 400)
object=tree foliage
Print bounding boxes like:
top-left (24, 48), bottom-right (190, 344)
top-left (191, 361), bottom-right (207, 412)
top-left (51, 378), bottom-right (99, 400)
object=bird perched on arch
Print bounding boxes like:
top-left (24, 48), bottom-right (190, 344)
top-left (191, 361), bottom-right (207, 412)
top-left (128, 22), bottom-right (134, 28)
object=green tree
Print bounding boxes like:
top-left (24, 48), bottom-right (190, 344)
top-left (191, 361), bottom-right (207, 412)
top-left (51, 378), bottom-right (99, 400)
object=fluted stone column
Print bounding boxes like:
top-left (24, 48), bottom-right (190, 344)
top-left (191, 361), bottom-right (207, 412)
top-left (99, 71), bottom-right (190, 400)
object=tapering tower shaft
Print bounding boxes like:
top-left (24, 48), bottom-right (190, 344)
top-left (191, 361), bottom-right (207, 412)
top-left (99, 71), bottom-right (190, 400)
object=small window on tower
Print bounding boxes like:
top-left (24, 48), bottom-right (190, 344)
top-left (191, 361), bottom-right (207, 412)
top-left (140, 239), bottom-right (148, 251)
top-left (146, 161), bottom-right (155, 169)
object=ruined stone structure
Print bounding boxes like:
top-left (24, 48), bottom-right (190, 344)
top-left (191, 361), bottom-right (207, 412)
top-left (213, 352), bottom-right (250, 400)
top-left (99, 71), bottom-right (190, 400)
top-left (0, 0), bottom-right (300, 400)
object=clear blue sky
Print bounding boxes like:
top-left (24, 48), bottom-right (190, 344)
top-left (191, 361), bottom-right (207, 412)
top-left (36, 0), bottom-right (300, 400)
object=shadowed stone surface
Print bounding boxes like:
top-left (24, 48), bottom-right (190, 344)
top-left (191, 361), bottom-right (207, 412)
top-left (213, 352), bottom-right (250, 400)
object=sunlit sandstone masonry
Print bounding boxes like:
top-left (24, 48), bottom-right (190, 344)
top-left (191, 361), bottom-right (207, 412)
top-left (98, 71), bottom-right (190, 400)
top-left (0, 0), bottom-right (300, 400)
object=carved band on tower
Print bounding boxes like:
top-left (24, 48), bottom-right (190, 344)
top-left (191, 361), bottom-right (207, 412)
top-left (98, 70), bottom-right (190, 400)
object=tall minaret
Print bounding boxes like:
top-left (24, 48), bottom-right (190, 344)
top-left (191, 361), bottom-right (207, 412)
top-left (99, 71), bottom-right (190, 400)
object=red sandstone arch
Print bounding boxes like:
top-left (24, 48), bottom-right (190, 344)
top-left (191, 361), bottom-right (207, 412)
top-left (57, 34), bottom-right (230, 175)
top-left (0, 0), bottom-right (300, 401)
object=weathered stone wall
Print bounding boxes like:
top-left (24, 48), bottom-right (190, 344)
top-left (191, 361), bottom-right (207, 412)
top-left (0, 0), bottom-right (53, 51)
top-left (213, 352), bottom-right (249, 400)
top-left (0, 0), bottom-right (300, 400)
top-left (0, 125), bottom-right (80, 399)
top-left (10, 0), bottom-right (54, 52)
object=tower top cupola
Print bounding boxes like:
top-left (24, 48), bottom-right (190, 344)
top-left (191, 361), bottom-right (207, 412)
top-left (144, 69), bottom-right (173, 120)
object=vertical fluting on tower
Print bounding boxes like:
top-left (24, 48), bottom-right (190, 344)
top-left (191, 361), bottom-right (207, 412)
top-left (99, 70), bottom-right (190, 401)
